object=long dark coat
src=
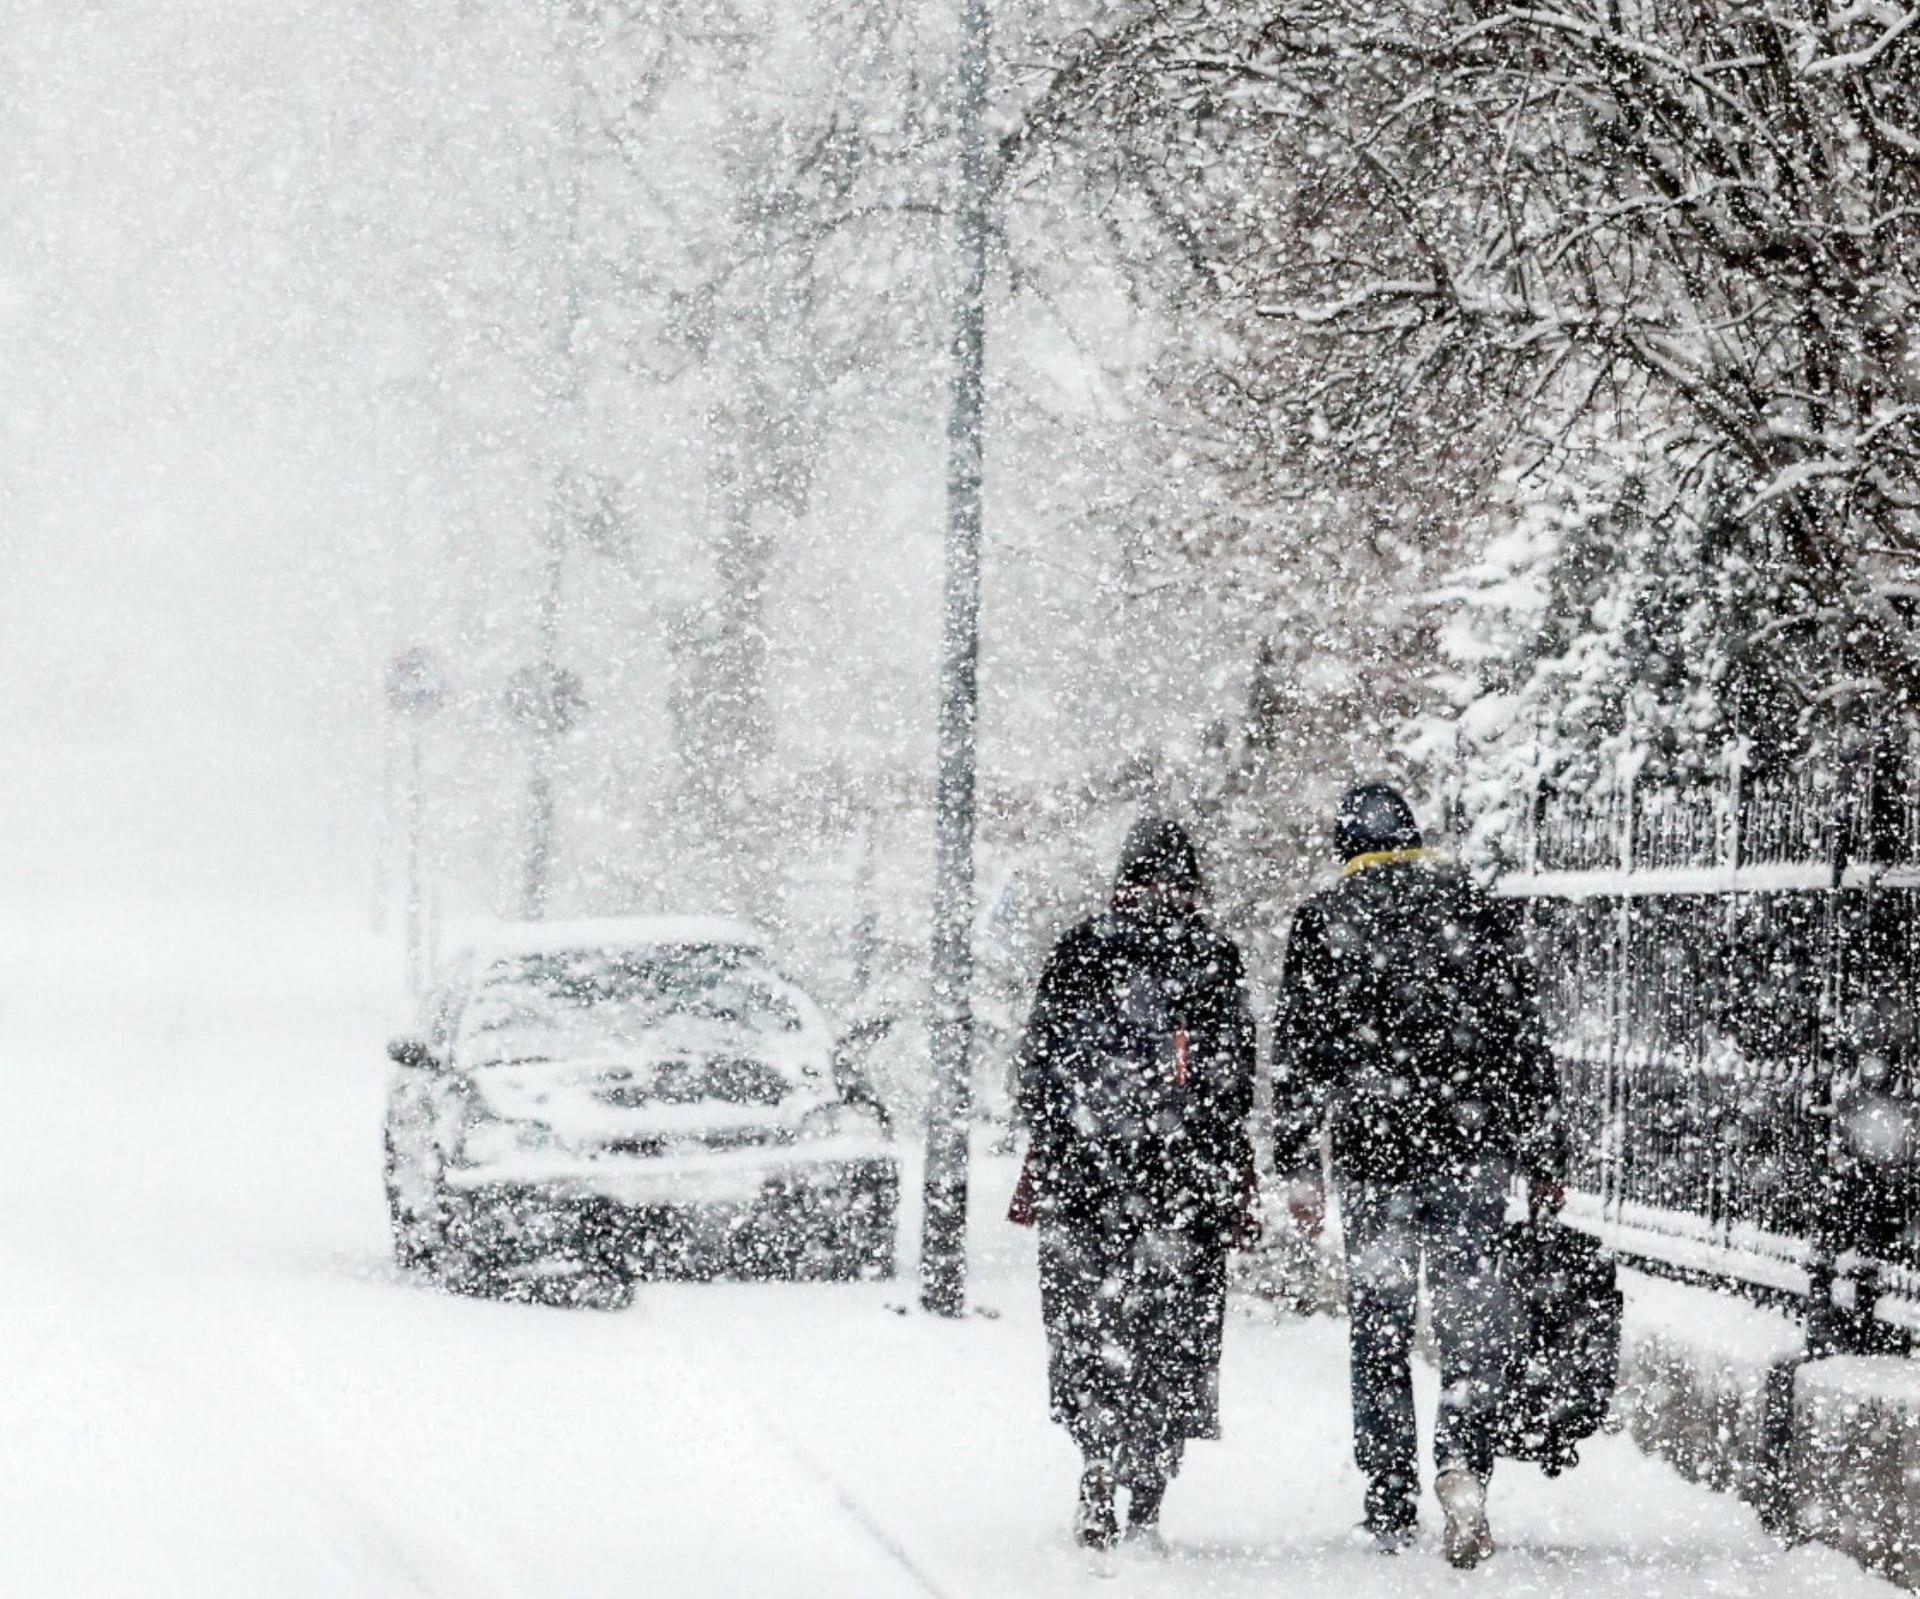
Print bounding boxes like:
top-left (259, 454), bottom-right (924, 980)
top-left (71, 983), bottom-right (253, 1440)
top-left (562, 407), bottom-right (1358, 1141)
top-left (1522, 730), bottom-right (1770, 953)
top-left (1272, 853), bottom-right (1566, 1186)
top-left (1016, 899), bottom-right (1256, 1446)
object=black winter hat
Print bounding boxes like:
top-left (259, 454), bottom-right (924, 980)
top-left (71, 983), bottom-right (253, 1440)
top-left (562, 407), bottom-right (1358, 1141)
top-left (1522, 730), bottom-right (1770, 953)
top-left (1114, 816), bottom-right (1204, 897)
top-left (1333, 783), bottom-right (1422, 861)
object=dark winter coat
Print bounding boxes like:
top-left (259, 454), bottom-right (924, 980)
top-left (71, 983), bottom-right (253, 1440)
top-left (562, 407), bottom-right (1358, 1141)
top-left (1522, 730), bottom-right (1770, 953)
top-left (1272, 852), bottom-right (1566, 1187)
top-left (1015, 901), bottom-right (1257, 1237)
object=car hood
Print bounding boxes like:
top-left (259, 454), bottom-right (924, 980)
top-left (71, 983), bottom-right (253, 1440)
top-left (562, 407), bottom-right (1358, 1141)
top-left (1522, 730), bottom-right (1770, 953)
top-left (464, 1039), bottom-right (832, 1146)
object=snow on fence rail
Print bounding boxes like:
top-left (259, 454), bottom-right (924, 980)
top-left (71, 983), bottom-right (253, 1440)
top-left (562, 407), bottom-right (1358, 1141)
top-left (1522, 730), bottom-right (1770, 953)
top-left (1496, 758), bottom-right (1919, 1348)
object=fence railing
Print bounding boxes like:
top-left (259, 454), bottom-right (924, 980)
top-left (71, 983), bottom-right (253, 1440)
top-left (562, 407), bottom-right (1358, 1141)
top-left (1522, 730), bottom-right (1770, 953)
top-left (1498, 756), bottom-right (1918, 1350)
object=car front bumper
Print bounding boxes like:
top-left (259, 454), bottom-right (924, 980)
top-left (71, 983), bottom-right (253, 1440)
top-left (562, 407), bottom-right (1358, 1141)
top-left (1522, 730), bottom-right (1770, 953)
top-left (438, 1139), bottom-right (898, 1279)
top-left (441, 1132), bottom-right (892, 1207)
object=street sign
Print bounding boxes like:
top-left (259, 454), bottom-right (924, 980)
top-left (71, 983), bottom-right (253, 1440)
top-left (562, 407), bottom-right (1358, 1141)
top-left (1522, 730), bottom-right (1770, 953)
top-left (505, 663), bottom-right (588, 736)
top-left (559, 466), bottom-right (631, 560)
top-left (386, 648), bottom-right (449, 719)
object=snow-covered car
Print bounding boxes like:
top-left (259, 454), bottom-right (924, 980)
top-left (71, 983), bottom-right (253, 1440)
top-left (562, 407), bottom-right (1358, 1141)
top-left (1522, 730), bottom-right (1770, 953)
top-left (383, 917), bottom-right (898, 1297)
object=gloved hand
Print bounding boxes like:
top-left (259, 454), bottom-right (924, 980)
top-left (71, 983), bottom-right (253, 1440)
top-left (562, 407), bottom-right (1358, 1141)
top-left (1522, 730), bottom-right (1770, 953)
top-left (1230, 1158), bottom-right (1264, 1251)
top-left (1529, 1176), bottom-right (1567, 1220)
top-left (1285, 1177), bottom-right (1327, 1240)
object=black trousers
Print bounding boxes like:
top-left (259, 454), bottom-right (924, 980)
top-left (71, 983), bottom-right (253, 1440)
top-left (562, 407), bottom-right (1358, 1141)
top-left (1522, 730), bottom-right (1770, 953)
top-left (1337, 1163), bottom-right (1509, 1485)
top-left (1038, 1218), bottom-right (1223, 1483)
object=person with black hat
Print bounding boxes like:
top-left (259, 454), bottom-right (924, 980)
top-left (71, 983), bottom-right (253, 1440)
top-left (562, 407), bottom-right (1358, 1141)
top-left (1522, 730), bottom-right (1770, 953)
top-left (1272, 784), bottom-right (1566, 1569)
top-left (1010, 816), bottom-right (1259, 1553)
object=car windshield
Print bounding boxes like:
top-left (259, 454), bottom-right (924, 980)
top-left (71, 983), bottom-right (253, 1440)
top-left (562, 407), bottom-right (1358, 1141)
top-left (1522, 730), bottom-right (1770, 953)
top-left (458, 944), bottom-right (805, 1066)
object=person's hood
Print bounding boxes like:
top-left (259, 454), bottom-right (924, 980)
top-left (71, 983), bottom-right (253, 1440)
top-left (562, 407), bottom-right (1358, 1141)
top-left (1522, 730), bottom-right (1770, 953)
top-left (1113, 816), bottom-right (1204, 898)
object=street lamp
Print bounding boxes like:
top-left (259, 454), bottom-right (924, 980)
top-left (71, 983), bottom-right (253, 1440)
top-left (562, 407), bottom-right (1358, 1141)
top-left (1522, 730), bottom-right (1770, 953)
top-left (920, 0), bottom-right (991, 1318)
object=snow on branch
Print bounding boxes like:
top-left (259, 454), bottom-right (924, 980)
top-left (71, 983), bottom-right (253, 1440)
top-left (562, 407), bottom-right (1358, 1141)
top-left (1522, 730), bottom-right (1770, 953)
top-left (1804, 6), bottom-right (1919, 74)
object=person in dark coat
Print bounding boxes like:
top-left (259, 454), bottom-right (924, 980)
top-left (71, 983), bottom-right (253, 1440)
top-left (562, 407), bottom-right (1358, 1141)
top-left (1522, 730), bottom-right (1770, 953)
top-left (1272, 783), bottom-right (1566, 1569)
top-left (1012, 817), bottom-right (1259, 1551)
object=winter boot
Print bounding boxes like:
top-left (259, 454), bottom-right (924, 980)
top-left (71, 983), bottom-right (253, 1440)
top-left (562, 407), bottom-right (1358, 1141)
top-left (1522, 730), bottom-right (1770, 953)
top-left (1074, 1463), bottom-right (1118, 1551)
top-left (1126, 1474), bottom-right (1166, 1530)
top-left (1123, 1473), bottom-right (1168, 1552)
top-left (1361, 1471), bottom-right (1418, 1553)
top-left (1436, 1467), bottom-right (1495, 1570)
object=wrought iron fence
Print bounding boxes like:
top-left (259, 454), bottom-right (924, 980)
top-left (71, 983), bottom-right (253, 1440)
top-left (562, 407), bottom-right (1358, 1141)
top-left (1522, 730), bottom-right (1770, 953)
top-left (1499, 758), bottom-right (1919, 1349)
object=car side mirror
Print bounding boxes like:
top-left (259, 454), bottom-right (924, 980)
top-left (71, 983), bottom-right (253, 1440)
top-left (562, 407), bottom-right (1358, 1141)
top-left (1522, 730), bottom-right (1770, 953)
top-left (387, 1035), bottom-right (438, 1071)
top-left (836, 1015), bottom-right (896, 1057)
top-left (831, 1016), bottom-right (896, 1134)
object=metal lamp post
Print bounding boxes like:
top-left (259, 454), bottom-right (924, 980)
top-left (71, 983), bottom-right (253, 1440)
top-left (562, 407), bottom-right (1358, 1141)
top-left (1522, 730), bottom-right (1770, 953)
top-left (919, 0), bottom-right (991, 1318)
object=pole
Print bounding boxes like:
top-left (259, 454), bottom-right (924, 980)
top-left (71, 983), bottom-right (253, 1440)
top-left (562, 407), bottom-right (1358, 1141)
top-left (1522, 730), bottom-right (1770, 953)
top-left (406, 727), bottom-right (426, 991)
top-left (522, 530), bottom-right (563, 921)
top-left (385, 648), bottom-right (446, 983)
top-left (523, 5), bottom-right (585, 923)
top-left (920, 0), bottom-right (990, 1317)
top-left (372, 723), bottom-right (395, 934)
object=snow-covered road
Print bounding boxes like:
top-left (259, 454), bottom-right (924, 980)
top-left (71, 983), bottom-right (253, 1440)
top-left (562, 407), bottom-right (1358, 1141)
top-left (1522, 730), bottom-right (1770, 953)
top-left (0, 892), bottom-right (1893, 1598)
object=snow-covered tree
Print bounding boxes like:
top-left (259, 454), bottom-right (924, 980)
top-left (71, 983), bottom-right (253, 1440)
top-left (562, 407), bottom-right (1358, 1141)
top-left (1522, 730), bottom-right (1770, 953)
top-left (1413, 445), bottom-right (1848, 856)
top-left (1011, 1), bottom-right (1918, 868)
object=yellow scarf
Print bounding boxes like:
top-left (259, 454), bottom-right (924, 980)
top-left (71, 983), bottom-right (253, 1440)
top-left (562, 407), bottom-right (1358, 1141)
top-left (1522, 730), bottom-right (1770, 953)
top-left (1341, 846), bottom-right (1445, 877)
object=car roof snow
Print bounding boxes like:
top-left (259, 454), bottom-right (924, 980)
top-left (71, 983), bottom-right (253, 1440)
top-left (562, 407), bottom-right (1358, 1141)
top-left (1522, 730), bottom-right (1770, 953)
top-left (453, 915), bottom-right (771, 963)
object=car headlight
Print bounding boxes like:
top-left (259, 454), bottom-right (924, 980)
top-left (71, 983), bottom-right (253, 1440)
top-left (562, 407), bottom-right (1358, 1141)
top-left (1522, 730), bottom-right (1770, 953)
top-left (453, 1095), bottom-right (559, 1168)
top-left (799, 1101), bottom-right (887, 1142)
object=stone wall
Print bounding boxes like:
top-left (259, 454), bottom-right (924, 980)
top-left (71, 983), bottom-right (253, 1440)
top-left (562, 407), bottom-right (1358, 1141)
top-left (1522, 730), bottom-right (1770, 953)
top-left (1793, 1358), bottom-right (1920, 1589)
top-left (1610, 1273), bottom-right (1920, 1589)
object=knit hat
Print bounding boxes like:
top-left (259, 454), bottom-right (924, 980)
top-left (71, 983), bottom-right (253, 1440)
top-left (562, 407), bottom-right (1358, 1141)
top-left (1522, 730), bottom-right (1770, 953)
top-left (1333, 783), bottom-right (1422, 862)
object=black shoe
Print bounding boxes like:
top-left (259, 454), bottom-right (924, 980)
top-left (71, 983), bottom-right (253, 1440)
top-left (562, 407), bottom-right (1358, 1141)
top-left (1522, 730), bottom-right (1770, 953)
top-left (1075, 1465), bottom-right (1118, 1550)
top-left (1362, 1472), bottom-right (1417, 1553)
top-left (1126, 1474), bottom-right (1166, 1531)
top-left (1122, 1474), bottom-right (1169, 1554)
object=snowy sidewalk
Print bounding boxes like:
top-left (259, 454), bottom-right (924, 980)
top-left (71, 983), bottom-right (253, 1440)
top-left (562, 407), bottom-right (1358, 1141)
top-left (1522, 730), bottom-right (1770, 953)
top-left (626, 1187), bottom-right (1892, 1599)
top-left (4, 1193), bottom-right (1897, 1599)
top-left (0, 899), bottom-right (1896, 1597)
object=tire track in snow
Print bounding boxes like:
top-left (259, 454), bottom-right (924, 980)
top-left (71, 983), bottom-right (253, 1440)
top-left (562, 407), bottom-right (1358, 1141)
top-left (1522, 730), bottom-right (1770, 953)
top-left (651, 1317), bottom-right (959, 1599)
top-left (743, 1406), bottom-right (958, 1599)
top-left (50, 1253), bottom-right (521, 1599)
